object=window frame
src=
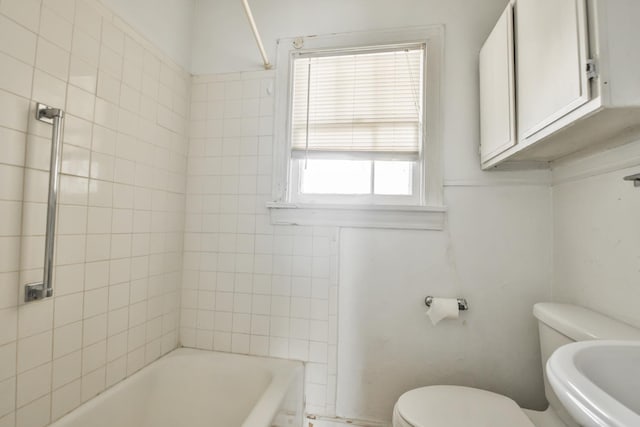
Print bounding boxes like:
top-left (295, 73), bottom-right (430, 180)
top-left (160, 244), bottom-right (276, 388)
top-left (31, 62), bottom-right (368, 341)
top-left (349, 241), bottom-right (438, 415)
top-left (270, 26), bottom-right (446, 230)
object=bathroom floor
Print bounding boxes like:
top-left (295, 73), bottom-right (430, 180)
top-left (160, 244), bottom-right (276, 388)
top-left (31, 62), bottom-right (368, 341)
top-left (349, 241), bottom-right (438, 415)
top-left (306, 418), bottom-right (389, 427)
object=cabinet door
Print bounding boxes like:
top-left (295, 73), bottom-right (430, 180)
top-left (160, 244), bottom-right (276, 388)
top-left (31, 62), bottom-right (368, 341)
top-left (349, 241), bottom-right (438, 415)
top-left (516, 0), bottom-right (590, 140)
top-left (480, 3), bottom-right (516, 163)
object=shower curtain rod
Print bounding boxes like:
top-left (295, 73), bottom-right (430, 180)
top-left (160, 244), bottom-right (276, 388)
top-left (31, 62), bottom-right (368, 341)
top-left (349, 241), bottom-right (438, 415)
top-left (241, 0), bottom-right (272, 69)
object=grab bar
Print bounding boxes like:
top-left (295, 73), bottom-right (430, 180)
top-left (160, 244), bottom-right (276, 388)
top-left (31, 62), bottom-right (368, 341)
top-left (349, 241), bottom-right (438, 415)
top-left (25, 103), bottom-right (65, 302)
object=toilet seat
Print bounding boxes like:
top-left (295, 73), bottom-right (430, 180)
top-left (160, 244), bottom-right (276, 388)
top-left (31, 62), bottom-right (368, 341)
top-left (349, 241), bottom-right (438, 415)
top-left (393, 386), bottom-right (536, 427)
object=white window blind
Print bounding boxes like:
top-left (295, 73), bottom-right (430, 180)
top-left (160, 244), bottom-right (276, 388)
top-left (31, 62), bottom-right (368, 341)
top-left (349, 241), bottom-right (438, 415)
top-left (290, 46), bottom-right (425, 160)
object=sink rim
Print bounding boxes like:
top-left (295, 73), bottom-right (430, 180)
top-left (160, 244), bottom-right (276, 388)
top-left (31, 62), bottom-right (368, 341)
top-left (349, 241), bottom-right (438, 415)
top-left (547, 340), bottom-right (640, 427)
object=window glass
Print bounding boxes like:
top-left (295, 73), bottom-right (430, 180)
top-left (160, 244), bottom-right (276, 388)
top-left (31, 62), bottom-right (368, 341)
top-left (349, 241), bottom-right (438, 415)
top-left (300, 159), bottom-right (372, 195)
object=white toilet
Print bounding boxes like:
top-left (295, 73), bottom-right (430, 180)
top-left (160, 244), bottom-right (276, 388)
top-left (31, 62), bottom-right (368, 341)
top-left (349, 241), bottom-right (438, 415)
top-left (392, 303), bottom-right (640, 427)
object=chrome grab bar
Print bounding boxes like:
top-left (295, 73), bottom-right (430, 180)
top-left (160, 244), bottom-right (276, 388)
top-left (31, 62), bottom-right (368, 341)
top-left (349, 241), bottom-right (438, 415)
top-left (25, 103), bottom-right (65, 302)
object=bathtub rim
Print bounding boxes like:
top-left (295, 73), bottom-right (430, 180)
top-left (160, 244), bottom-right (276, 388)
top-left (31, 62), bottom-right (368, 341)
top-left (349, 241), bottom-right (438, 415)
top-left (47, 347), bottom-right (304, 427)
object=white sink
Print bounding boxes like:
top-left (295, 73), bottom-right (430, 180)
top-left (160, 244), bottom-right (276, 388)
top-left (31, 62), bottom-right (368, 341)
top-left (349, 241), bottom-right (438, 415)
top-left (547, 340), bottom-right (640, 427)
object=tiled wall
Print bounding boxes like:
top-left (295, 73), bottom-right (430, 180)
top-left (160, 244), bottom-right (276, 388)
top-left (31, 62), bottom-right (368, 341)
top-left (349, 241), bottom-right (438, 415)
top-left (0, 0), bottom-right (190, 426)
top-left (182, 71), bottom-right (340, 416)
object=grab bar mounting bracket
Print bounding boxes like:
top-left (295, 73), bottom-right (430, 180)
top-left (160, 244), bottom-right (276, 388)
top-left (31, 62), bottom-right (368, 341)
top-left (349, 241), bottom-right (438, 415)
top-left (36, 103), bottom-right (63, 124)
top-left (25, 282), bottom-right (51, 302)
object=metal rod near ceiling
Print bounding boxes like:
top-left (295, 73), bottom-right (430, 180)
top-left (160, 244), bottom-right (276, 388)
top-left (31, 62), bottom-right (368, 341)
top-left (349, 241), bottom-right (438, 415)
top-left (241, 0), bottom-right (272, 69)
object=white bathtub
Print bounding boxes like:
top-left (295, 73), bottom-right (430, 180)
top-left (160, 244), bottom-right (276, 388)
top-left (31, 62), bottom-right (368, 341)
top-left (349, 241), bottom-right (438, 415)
top-left (49, 348), bottom-right (304, 427)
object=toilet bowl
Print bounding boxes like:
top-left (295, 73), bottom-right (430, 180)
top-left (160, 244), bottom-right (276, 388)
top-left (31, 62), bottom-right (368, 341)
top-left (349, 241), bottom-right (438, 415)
top-left (393, 385), bottom-right (540, 427)
top-left (392, 303), bottom-right (640, 427)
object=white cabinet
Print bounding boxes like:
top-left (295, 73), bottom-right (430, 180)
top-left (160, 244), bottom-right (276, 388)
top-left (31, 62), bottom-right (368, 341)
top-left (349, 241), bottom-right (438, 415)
top-left (480, 0), bottom-right (640, 170)
top-left (516, 0), bottom-right (590, 140)
top-left (479, 4), bottom-right (516, 163)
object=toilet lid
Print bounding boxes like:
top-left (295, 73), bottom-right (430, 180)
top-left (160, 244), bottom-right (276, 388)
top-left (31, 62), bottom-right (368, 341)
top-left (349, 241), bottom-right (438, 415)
top-left (395, 386), bottom-right (536, 427)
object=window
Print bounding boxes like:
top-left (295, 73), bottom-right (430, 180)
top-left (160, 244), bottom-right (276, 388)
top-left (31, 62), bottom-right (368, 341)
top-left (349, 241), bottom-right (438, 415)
top-left (271, 28), bottom-right (445, 230)
top-left (290, 46), bottom-right (424, 205)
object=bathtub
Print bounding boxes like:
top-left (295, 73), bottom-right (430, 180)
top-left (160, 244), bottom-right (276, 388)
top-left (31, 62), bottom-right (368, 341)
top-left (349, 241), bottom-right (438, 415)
top-left (49, 348), bottom-right (304, 427)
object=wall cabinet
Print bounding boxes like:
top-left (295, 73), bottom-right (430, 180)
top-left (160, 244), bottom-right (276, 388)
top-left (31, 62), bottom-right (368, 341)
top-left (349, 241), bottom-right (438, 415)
top-left (479, 4), bottom-right (516, 163)
top-left (480, 0), bottom-right (640, 169)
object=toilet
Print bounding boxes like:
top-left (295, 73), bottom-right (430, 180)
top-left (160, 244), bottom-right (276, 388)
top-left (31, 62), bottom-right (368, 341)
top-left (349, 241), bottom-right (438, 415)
top-left (392, 303), bottom-right (640, 427)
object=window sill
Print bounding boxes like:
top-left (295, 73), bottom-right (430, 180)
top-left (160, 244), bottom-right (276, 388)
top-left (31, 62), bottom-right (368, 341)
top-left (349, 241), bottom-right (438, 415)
top-left (266, 202), bottom-right (446, 230)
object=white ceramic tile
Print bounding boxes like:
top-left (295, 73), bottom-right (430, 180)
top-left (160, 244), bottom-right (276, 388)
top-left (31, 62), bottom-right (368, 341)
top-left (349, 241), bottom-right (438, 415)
top-left (16, 362), bottom-right (51, 407)
top-left (55, 235), bottom-right (86, 265)
top-left (289, 339), bottom-right (309, 361)
top-left (57, 205), bottom-right (88, 235)
top-left (0, 307), bottom-right (18, 345)
top-left (0, 0), bottom-right (42, 32)
top-left (128, 302), bottom-right (146, 328)
top-left (17, 299), bottom-right (53, 338)
top-left (94, 98), bottom-right (119, 130)
top-left (0, 201), bottom-right (21, 238)
top-left (69, 56), bottom-right (98, 94)
top-left (17, 330), bottom-right (52, 373)
top-left (0, 14), bottom-right (37, 65)
top-left (0, 90), bottom-right (30, 132)
top-left (52, 322), bottom-right (82, 359)
top-left (85, 234), bottom-right (111, 262)
top-left (82, 314), bottom-right (107, 348)
top-left (105, 356), bottom-right (126, 387)
top-left (74, 1), bottom-right (102, 41)
top-left (64, 115), bottom-right (93, 149)
top-left (51, 379), bottom-right (81, 420)
top-left (82, 340), bottom-right (106, 374)
top-left (35, 37), bottom-right (70, 81)
top-left (53, 293), bottom-right (83, 328)
top-left (110, 234), bottom-right (131, 259)
top-left (249, 335), bottom-right (268, 356)
top-left (16, 393), bottom-right (51, 427)
top-left (0, 412), bottom-right (15, 427)
top-left (52, 350), bottom-right (81, 389)
top-left (0, 342), bottom-right (16, 382)
top-left (82, 287), bottom-right (108, 319)
top-left (80, 366), bottom-right (105, 402)
top-left (0, 377), bottom-right (15, 418)
top-left (106, 331), bottom-right (127, 362)
top-left (0, 52), bottom-right (33, 99)
top-left (86, 207), bottom-right (112, 234)
top-left (32, 69), bottom-right (67, 109)
top-left (0, 127), bottom-right (27, 169)
top-left (101, 22), bottom-right (124, 55)
top-left (88, 180), bottom-right (113, 207)
top-left (39, 6), bottom-right (73, 51)
top-left (108, 284), bottom-right (129, 311)
top-left (107, 307), bottom-right (128, 337)
top-left (98, 46), bottom-right (122, 80)
top-left (66, 85), bottom-right (95, 121)
top-left (59, 175), bottom-right (88, 206)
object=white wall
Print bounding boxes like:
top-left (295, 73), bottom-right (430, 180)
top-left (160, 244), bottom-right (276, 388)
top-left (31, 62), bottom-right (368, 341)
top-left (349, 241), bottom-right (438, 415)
top-left (552, 139), bottom-right (640, 329)
top-left (99, 0), bottom-right (195, 69)
top-left (192, 0), bottom-right (500, 74)
top-left (189, 0), bottom-right (555, 423)
top-left (0, 0), bottom-right (190, 425)
top-left (338, 185), bottom-right (553, 421)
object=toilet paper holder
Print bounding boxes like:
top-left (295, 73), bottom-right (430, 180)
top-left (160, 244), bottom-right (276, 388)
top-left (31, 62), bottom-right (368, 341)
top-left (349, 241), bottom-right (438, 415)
top-left (424, 296), bottom-right (469, 311)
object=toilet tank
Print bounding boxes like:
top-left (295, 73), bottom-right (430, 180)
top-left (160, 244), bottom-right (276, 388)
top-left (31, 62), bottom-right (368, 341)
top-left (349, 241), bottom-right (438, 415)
top-left (533, 303), bottom-right (640, 427)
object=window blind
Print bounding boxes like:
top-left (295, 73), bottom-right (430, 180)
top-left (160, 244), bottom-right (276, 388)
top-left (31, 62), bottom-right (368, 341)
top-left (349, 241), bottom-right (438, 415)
top-left (290, 46), bottom-right (424, 160)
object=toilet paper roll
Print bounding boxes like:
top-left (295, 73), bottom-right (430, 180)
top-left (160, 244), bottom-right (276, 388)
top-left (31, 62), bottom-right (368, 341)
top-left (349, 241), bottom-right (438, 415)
top-left (426, 298), bottom-right (459, 325)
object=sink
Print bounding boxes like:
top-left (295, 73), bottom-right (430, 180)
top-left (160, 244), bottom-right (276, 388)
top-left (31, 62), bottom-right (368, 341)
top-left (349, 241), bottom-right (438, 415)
top-left (547, 340), bottom-right (640, 427)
